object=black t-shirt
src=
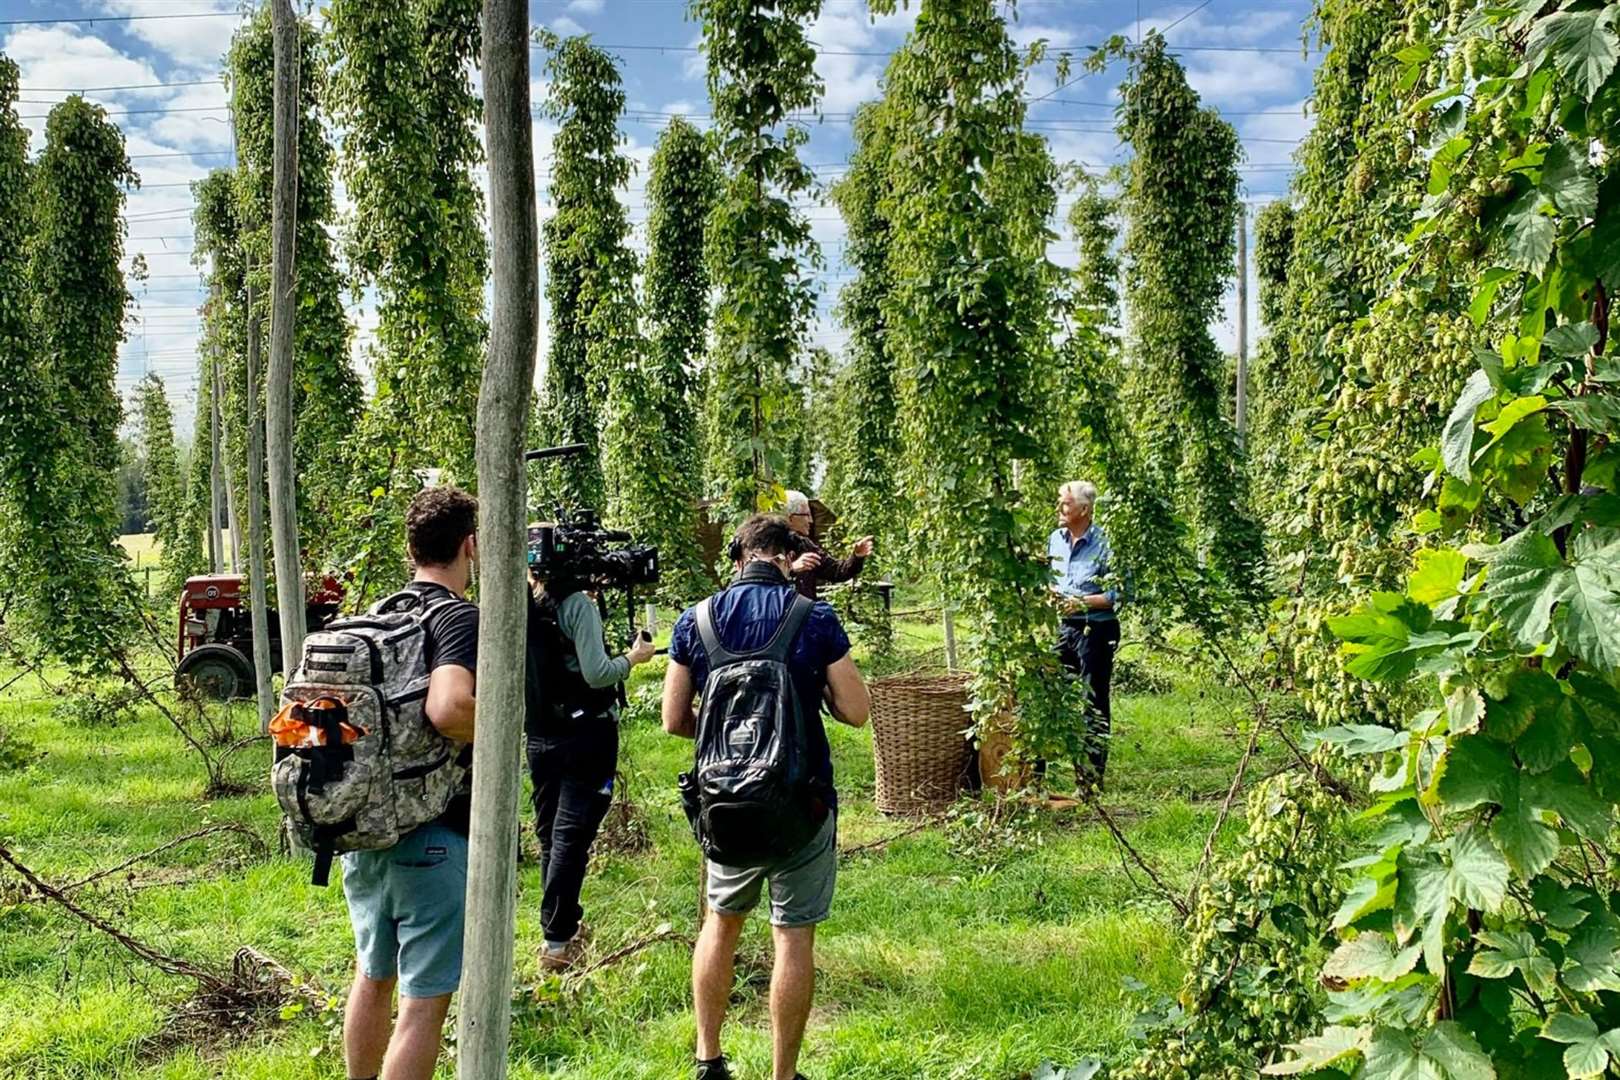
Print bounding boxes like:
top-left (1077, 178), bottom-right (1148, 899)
top-left (413, 581), bottom-right (478, 834)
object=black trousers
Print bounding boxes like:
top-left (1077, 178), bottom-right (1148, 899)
top-left (526, 721), bottom-right (618, 944)
top-left (1058, 616), bottom-right (1120, 785)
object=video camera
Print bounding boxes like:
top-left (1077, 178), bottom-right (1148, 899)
top-left (527, 509), bottom-right (659, 590)
top-left (524, 443), bottom-right (660, 594)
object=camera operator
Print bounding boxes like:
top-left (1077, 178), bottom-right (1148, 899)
top-left (524, 564), bottom-right (655, 973)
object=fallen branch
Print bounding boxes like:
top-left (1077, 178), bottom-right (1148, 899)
top-left (1187, 703), bottom-right (1266, 909)
top-left (565, 927), bottom-right (693, 985)
top-left (59, 824), bottom-right (267, 894)
top-left (1081, 796), bottom-right (1190, 919)
top-left (840, 818), bottom-right (935, 858)
top-left (0, 842), bottom-right (230, 995)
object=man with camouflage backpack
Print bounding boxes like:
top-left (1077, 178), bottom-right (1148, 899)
top-left (339, 487), bottom-right (478, 1080)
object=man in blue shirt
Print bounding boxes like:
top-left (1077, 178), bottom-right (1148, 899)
top-left (1049, 480), bottom-right (1121, 791)
top-left (662, 514), bottom-right (871, 1080)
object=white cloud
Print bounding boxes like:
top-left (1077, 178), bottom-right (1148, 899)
top-left (1006, 21), bottom-right (1079, 50)
top-left (1241, 99), bottom-right (1314, 144)
top-left (549, 16), bottom-right (587, 38)
top-left (141, 79), bottom-right (232, 151)
top-left (98, 0), bottom-right (242, 73)
top-left (1184, 52), bottom-right (1306, 108)
top-left (806, 3), bottom-right (915, 114)
top-left (566, 0), bottom-right (605, 13)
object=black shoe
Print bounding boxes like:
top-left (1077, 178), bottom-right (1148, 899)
top-left (695, 1057), bottom-right (732, 1080)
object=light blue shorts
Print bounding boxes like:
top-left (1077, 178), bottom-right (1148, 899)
top-left (341, 822), bottom-right (468, 998)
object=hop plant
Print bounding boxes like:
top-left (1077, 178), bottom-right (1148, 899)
top-left (1117, 773), bottom-right (1345, 1079)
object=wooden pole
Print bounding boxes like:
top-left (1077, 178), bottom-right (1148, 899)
top-left (457, 0), bottom-right (537, 1071)
top-left (216, 360), bottom-right (244, 573)
top-left (268, 0), bottom-right (306, 676)
top-left (245, 270), bottom-right (276, 733)
top-left (207, 341), bottom-right (223, 574)
top-left (1235, 207), bottom-right (1248, 449)
top-left (942, 601), bottom-right (958, 672)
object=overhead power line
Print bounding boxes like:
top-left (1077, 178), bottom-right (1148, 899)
top-left (19, 78), bottom-right (218, 92)
top-left (16, 105), bottom-right (227, 120)
top-left (0, 10), bottom-right (238, 26)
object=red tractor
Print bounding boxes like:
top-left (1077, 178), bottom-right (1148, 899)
top-left (175, 574), bottom-right (346, 699)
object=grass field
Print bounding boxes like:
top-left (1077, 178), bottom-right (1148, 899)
top-left (0, 625), bottom-right (1284, 1079)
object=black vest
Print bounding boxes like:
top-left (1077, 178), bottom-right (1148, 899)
top-left (524, 591), bottom-right (620, 740)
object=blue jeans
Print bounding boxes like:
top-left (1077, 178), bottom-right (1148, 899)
top-left (341, 822), bottom-right (467, 997)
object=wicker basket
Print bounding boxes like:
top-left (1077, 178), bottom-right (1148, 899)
top-left (869, 673), bottom-right (974, 815)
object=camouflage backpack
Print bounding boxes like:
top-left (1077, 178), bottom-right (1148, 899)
top-left (272, 584), bottom-right (470, 886)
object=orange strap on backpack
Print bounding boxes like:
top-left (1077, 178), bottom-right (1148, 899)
top-left (269, 697), bottom-right (366, 748)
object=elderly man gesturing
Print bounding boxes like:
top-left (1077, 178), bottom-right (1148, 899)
top-left (1049, 480), bottom-right (1121, 792)
top-left (782, 490), bottom-right (873, 602)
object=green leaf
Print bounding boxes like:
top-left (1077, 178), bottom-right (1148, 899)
top-left (1474, 530), bottom-right (1566, 649)
top-left (1325, 933), bottom-right (1423, 982)
top-left (1262, 1025), bottom-right (1369, 1075)
top-left (1562, 529), bottom-right (1620, 669)
top-left (1447, 686), bottom-right (1485, 736)
top-left (1443, 369), bottom-right (1497, 482)
top-left (1310, 724), bottom-right (1412, 757)
top-left (1563, 919), bottom-right (1620, 993)
top-left (1338, 857), bottom-right (1399, 931)
top-left (1330, 593), bottom-right (1481, 682)
top-left (1411, 548), bottom-right (1468, 605)
top-left (1540, 141), bottom-right (1599, 219)
top-left (1437, 735), bottom-right (1513, 812)
top-left (1470, 929), bottom-right (1558, 996)
top-left (1542, 322), bottom-right (1600, 357)
top-left (1527, 7), bottom-right (1620, 102)
top-left (1363, 1022), bottom-right (1496, 1080)
top-left (1515, 691), bottom-right (1579, 773)
top-left (1529, 1016), bottom-right (1607, 1080)
top-left (1541, 1011), bottom-right (1600, 1047)
top-left (1394, 847), bottom-right (1449, 974)
top-left (1488, 777), bottom-right (1563, 879)
top-left (1531, 762), bottom-right (1610, 839)
top-left (1478, 394), bottom-right (1549, 449)
top-left (1479, 410), bottom-right (1555, 505)
top-left (1550, 394), bottom-right (1620, 432)
top-left (1499, 189), bottom-right (1556, 275)
top-left (1450, 825), bottom-right (1510, 912)
top-left (1471, 268), bottom-right (1515, 328)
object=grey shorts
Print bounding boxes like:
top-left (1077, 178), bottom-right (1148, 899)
top-left (342, 822), bottom-right (467, 998)
top-left (707, 814), bottom-right (836, 927)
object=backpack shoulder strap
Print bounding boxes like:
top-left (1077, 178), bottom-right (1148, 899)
top-left (761, 594), bottom-right (815, 665)
top-left (373, 582), bottom-right (457, 622)
top-left (694, 597), bottom-right (742, 668)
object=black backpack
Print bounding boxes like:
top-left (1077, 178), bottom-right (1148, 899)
top-left (678, 592), bottom-right (821, 867)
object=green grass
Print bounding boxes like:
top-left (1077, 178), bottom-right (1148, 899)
top-left (0, 630), bottom-right (1284, 1079)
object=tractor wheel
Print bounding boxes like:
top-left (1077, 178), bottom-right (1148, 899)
top-left (176, 644), bottom-right (253, 701)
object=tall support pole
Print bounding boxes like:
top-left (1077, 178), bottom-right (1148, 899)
top-left (217, 360), bottom-right (244, 572)
top-left (457, 0), bottom-right (537, 1070)
top-left (1235, 206), bottom-right (1248, 449)
top-left (207, 335), bottom-right (224, 573)
top-left (246, 272), bottom-right (276, 733)
top-left (268, 0), bottom-right (306, 675)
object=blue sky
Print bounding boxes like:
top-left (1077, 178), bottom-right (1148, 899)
top-left (0, 0), bottom-right (1320, 439)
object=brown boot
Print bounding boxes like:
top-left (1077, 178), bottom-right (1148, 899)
top-left (538, 934), bottom-right (585, 973)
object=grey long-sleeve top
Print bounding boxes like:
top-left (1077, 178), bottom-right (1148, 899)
top-left (557, 591), bottom-right (630, 690)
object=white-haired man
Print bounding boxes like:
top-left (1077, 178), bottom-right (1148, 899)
top-left (1049, 480), bottom-right (1121, 791)
top-left (782, 490), bottom-right (873, 603)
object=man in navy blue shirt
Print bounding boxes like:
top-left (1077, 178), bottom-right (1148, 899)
top-left (662, 514), bottom-right (870, 1080)
top-left (1049, 480), bottom-right (1122, 791)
